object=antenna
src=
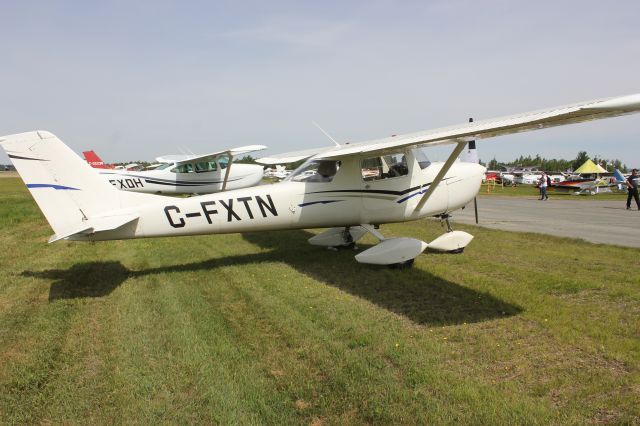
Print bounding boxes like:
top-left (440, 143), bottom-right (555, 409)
top-left (312, 121), bottom-right (341, 147)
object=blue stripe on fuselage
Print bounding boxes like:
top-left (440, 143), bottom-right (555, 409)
top-left (26, 183), bottom-right (80, 190)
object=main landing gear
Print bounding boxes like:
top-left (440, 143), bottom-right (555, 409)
top-left (308, 225), bottom-right (368, 250)
top-left (307, 217), bottom-right (474, 268)
top-left (439, 214), bottom-right (454, 233)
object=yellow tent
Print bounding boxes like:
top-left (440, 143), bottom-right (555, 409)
top-left (574, 159), bottom-right (607, 174)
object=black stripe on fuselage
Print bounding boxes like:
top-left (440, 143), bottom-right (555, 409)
top-left (143, 179), bottom-right (222, 187)
top-left (303, 176), bottom-right (456, 198)
top-left (305, 185), bottom-right (421, 196)
top-left (100, 172), bottom-right (243, 186)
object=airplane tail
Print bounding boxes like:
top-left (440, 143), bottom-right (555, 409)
top-left (614, 169), bottom-right (626, 184)
top-left (0, 131), bottom-right (157, 242)
top-left (83, 150), bottom-right (112, 169)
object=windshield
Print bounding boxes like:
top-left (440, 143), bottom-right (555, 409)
top-left (412, 148), bottom-right (431, 169)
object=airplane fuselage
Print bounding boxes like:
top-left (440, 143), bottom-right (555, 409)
top-left (73, 153), bottom-right (485, 241)
top-left (98, 163), bottom-right (264, 194)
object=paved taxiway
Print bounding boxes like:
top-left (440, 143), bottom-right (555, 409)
top-left (454, 197), bottom-right (640, 248)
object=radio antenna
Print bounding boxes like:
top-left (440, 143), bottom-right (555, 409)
top-left (312, 121), bottom-right (341, 147)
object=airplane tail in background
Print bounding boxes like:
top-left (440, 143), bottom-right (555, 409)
top-left (614, 169), bottom-right (627, 184)
top-left (0, 131), bottom-right (158, 242)
top-left (83, 150), bottom-right (113, 169)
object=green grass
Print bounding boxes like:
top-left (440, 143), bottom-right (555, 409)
top-left (480, 183), bottom-right (628, 200)
top-left (0, 177), bottom-right (638, 424)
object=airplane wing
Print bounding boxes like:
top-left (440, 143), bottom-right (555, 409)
top-left (156, 145), bottom-right (267, 165)
top-left (257, 146), bottom-right (334, 165)
top-left (258, 93), bottom-right (640, 163)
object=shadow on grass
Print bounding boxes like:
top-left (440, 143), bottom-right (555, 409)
top-left (22, 261), bottom-right (130, 301)
top-left (22, 230), bottom-right (521, 326)
top-left (240, 231), bottom-right (522, 326)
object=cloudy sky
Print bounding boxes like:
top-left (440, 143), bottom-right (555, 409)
top-left (1, 0), bottom-right (639, 166)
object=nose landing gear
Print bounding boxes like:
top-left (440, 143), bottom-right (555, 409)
top-left (430, 214), bottom-right (474, 254)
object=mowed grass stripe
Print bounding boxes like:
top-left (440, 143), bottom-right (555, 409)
top-left (174, 241), bottom-right (554, 424)
top-left (0, 177), bottom-right (639, 424)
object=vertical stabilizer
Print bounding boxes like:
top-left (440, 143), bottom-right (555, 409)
top-left (83, 150), bottom-right (112, 169)
top-left (0, 131), bottom-right (156, 239)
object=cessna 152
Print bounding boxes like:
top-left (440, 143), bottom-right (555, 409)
top-left (2, 93), bottom-right (639, 267)
top-left (84, 146), bottom-right (267, 195)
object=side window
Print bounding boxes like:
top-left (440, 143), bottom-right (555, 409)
top-left (171, 163), bottom-right (194, 173)
top-left (361, 153), bottom-right (408, 180)
top-left (195, 161), bottom-right (217, 173)
top-left (218, 157), bottom-right (229, 169)
top-left (288, 160), bottom-right (341, 183)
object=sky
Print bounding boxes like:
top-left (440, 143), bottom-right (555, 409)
top-left (1, 0), bottom-right (639, 167)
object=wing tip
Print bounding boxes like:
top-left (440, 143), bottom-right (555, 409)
top-left (587, 93), bottom-right (640, 111)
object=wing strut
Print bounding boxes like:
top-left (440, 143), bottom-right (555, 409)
top-left (414, 141), bottom-right (467, 212)
top-left (221, 152), bottom-right (233, 191)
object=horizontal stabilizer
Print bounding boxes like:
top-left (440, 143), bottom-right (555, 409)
top-left (48, 214), bottom-right (139, 243)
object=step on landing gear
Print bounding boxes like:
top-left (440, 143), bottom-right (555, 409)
top-left (308, 226), bottom-right (367, 250)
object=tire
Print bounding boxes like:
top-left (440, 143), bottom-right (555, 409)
top-left (388, 258), bottom-right (415, 269)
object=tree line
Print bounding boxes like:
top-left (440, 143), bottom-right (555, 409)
top-left (484, 151), bottom-right (628, 173)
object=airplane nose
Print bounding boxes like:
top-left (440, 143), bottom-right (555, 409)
top-left (465, 162), bottom-right (486, 180)
top-left (476, 163), bottom-right (487, 178)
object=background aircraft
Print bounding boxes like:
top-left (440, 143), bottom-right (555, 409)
top-left (2, 93), bottom-right (639, 267)
top-left (550, 159), bottom-right (614, 195)
top-left (86, 146), bottom-right (267, 195)
top-left (83, 150), bottom-right (115, 169)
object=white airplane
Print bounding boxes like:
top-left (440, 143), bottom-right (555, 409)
top-left (265, 165), bottom-right (291, 180)
top-left (90, 146), bottom-right (267, 194)
top-left (2, 93), bottom-right (639, 267)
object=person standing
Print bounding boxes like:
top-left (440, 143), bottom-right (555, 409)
top-left (626, 168), bottom-right (640, 210)
top-left (538, 172), bottom-right (549, 200)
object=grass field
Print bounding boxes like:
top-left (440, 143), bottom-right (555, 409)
top-left (0, 177), bottom-right (638, 424)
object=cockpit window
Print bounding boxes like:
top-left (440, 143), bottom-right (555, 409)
top-left (361, 153), bottom-right (409, 180)
top-left (287, 159), bottom-right (341, 183)
top-left (218, 157), bottom-right (229, 169)
top-left (155, 163), bottom-right (173, 170)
